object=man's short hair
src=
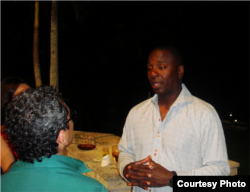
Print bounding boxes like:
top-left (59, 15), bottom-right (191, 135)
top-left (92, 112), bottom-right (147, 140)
top-left (152, 46), bottom-right (183, 66)
top-left (4, 85), bottom-right (69, 163)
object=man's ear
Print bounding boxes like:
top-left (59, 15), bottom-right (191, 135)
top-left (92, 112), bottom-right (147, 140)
top-left (56, 129), bottom-right (68, 145)
top-left (178, 65), bottom-right (184, 79)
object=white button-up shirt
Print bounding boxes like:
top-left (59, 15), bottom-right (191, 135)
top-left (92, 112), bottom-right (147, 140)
top-left (118, 84), bottom-right (230, 192)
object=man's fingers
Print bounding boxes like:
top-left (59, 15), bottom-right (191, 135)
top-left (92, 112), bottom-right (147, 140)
top-left (130, 166), bottom-right (152, 171)
top-left (147, 157), bottom-right (159, 169)
top-left (129, 180), bottom-right (151, 186)
top-left (148, 156), bottom-right (156, 165)
top-left (134, 155), bottom-right (151, 165)
top-left (126, 173), bottom-right (151, 181)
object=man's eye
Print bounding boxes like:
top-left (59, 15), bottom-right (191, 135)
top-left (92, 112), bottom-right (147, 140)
top-left (147, 67), bottom-right (152, 71)
top-left (159, 66), bottom-right (166, 70)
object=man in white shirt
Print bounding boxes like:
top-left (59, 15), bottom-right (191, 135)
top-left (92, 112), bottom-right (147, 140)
top-left (118, 46), bottom-right (230, 192)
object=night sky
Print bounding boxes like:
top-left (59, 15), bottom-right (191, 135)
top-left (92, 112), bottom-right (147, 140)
top-left (1, 1), bottom-right (249, 136)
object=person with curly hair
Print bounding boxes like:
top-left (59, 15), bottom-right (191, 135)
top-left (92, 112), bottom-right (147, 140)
top-left (1, 85), bottom-right (108, 192)
top-left (1, 77), bottom-right (30, 174)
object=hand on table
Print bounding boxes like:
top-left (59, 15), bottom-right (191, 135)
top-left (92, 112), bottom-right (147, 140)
top-left (123, 155), bottom-right (174, 191)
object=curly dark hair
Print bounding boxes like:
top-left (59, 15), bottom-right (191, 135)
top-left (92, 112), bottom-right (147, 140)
top-left (1, 77), bottom-right (29, 125)
top-left (4, 85), bottom-right (69, 163)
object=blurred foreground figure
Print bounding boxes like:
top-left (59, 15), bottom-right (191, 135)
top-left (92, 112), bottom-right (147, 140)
top-left (1, 85), bottom-right (108, 192)
top-left (1, 77), bottom-right (30, 173)
top-left (118, 46), bottom-right (230, 192)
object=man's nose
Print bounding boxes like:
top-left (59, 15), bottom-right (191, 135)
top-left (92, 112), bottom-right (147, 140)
top-left (149, 68), bottom-right (159, 78)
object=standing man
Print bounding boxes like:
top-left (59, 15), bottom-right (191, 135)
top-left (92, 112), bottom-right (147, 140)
top-left (118, 46), bottom-right (230, 192)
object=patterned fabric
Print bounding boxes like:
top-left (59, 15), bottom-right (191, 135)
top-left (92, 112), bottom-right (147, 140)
top-left (118, 84), bottom-right (230, 192)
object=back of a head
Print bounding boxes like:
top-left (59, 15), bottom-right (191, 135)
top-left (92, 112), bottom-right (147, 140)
top-left (4, 85), bottom-right (69, 163)
top-left (1, 77), bottom-right (29, 125)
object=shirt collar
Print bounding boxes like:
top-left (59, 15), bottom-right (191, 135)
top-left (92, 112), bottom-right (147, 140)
top-left (151, 84), bottom-right (194, 107)
top-left (11, 154), bottom-right (91, 173)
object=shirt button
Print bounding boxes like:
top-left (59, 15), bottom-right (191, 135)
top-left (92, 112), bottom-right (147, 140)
top-left (159, 119), bottom-right (161, 121)
top-left (158, 131), bottom-right (160, 134)
top-left (157, 135), bottom-right (160, 138)
top-left (155, 149), bottom-right (157, 152)
top-left (154, 153), bottom-right (157, 156)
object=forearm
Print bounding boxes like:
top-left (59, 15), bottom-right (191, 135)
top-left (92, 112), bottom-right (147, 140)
top-left (1, 136), bottom-right (16, 173)
top-left (118, 151), bottom-right (135, 179)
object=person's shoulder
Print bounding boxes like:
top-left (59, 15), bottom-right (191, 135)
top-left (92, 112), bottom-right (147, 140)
top-left (70, 174), bottom-right (108, 191)
top-left (131, 98), bottom-right (152, 111)
top-left (78, 174), bottom-right (104, 184)
top-left (182, 84), bottom-right (215, 111)
top-left (191, 96), bottom-right (218, 116)
top-left (126, 97), bottom-right (152, 117)
top-left (192, 96), bottom-right (213, 107)
top-left (0, 170), bottom-right (18, 190)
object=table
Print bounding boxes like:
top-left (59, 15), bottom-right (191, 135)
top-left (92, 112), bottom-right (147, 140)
top-left (66, 131), bottom-right (131, 192)
top-left (66, 131), bottom-right (240, 192)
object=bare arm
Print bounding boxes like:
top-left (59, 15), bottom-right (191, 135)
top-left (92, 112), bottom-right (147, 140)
top-left (1, 134), bottom-right (15, 173)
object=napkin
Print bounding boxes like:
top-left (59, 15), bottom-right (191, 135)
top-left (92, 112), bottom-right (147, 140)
top-left (101, 154), bottom-right (110, 167)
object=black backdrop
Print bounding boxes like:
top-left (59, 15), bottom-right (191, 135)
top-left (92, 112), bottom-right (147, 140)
top-left (1, 1), bottom-right (249, 136)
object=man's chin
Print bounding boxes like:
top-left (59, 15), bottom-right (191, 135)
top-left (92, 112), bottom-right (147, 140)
top-left (152, 88), bottom-right (161, 94)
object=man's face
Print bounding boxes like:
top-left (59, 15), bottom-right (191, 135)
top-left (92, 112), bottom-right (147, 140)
top-left (147, 49), bottom-right (184, 96)
top-left (65, 106), bottom-right (74, 145)
top-left (13, 84), bottom-right (30, 97)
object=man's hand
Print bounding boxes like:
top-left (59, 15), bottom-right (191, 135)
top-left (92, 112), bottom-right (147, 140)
top-left (124, 156), bottom-right (174, 190)
top-left (144, 156), bottom-right (173, 187)
top-left (123, 156), bottom-right (153, 191)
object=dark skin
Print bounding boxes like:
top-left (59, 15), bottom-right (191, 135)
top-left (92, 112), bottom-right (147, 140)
top-left (123, 49), bottom-right (184, 190)
top-left (124, 156), bottom-right (174, 191)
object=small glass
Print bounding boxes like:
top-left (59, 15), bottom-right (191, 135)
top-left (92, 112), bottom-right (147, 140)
top-left (102, 147), bottom-right (110, 157)
top-left (112, 145), bottom-right (120, 166)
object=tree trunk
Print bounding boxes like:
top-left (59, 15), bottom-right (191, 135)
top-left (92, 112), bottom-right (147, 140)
top-left (50, 0), bottom-right (59, 90)
top-left (33, 1), bottom-right (42, 87)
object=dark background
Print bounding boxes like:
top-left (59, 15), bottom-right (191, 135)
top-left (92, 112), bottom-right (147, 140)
top-left (1, 1), bottom-right (249, 174)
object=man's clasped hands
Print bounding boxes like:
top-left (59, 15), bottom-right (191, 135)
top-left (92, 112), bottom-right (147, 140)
top-left (123, 155), bottom-right (174, 191)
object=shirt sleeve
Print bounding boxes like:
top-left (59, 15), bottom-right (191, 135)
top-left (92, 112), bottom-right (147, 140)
top-left (176, 107), bottom-right (230, 175)
top-left (118, 110), bottom-right (136, 181)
